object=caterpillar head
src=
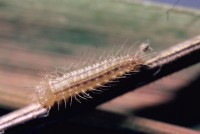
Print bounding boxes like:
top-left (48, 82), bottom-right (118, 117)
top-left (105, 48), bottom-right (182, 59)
top-left (34, 81), bottom-right (55, 108)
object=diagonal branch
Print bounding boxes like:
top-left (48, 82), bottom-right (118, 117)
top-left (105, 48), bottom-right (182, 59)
top-left (0, 35), bottom-right (200, 133)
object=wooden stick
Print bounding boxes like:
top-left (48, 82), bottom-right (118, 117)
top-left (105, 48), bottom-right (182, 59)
top-left (0, 35), bottom-right (200, 133)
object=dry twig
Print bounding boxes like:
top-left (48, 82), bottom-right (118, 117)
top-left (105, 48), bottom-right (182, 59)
top-left (0, 35), bottom-right (200, 133)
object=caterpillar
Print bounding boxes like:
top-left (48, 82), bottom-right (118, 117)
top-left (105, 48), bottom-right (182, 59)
top-left (33, 42), bottom-right (152, 109)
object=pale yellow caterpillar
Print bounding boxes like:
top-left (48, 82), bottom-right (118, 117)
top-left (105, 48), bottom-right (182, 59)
top-left (33, 42), bottom-right (152, 109)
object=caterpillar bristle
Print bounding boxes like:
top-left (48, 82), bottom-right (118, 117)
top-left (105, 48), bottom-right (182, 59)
top-left (32, 41), bottom-right (154, 110)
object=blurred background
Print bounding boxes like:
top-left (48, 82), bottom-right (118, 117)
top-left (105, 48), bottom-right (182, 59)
top-left (0, 0), bottom-right (200, 133)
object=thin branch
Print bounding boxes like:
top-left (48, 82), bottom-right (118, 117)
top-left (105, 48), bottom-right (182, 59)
top-left (0, 35), bottom-right (200, 133)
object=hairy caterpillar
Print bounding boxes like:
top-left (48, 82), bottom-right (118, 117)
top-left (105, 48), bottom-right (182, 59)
top-left (33, 42), bottom-right (152, 109)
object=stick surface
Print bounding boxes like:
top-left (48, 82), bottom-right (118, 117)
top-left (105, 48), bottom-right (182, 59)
top-left (0, 35), bottom-right (200, 133)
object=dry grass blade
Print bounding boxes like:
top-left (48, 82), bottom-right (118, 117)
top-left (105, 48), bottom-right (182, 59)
top-left (0, 35), bottom-right (200, 133)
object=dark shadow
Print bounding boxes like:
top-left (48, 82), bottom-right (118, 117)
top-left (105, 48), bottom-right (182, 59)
top-left (0, 108), bottom-right (11, 116)
top-left (6, 109), bottom-right (144, 134)
top-left (135, 73), bottom-right (200, 127)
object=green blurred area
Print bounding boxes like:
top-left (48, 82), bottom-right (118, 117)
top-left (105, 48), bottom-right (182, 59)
top-left (0, 0), bottom-right (199, 55)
